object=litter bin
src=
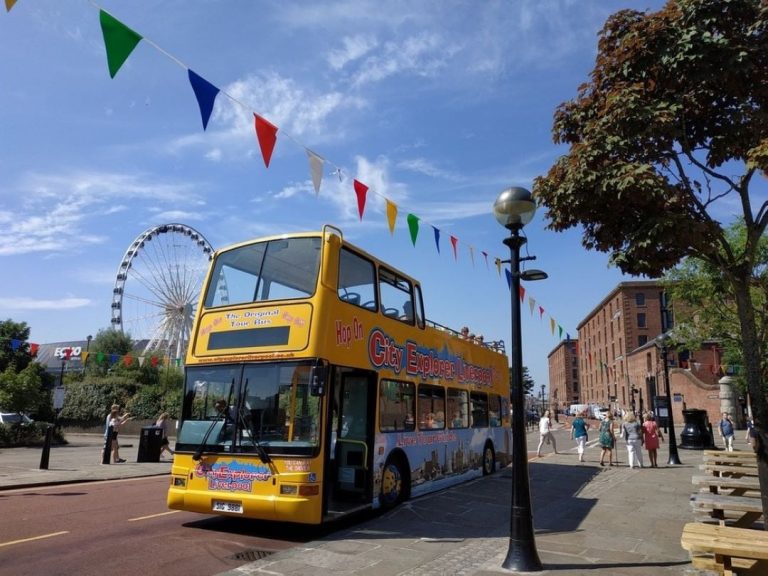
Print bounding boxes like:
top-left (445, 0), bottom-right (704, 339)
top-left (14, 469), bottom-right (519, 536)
top-left (137, 425), bottom-right (163, 462)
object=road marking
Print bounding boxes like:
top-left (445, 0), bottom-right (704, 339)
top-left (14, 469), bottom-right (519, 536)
top-left (0, 531), bottom-right (69, 548)
top-left (128, 510), bottom-right (181, 522)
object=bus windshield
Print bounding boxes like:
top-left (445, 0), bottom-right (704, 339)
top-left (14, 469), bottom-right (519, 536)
top-left (177, 361), bottom-right (322, 456)
top-left (204, 237), bottom-right (321, 307)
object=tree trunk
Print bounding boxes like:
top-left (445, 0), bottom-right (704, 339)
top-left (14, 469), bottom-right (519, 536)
top-left (732, 276), bottom-right (768, 529)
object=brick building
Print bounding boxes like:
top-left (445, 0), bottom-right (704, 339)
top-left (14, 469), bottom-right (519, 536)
top-left (547, 338), bottom-right (579, 414)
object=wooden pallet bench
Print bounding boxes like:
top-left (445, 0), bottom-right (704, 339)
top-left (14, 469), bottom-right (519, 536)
top-left (681, 522), bottom-right (768, 575)
top-left (692, 474), bottom-right (761, 496)
top-left (690, 493), bottom-right (763, 528)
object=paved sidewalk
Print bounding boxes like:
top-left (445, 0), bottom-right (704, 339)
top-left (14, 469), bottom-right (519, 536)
top-left (0, 433), bottom-right (171, 489)
top-left (0, 427), bottom-right (715, 575)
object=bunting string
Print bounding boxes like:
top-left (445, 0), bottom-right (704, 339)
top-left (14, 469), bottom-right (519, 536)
top-left (6, 1), bottom-right (577, 343)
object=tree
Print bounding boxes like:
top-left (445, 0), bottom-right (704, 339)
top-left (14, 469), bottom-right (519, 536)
top-left (0, 364), bottom-right (48, 416)
top-left (532, 0), bottom-right (768, 522)
top-left (664, 220), bottom-right (768, 391)
top-left (0, 319), bottom-right (33, 373)
top-left (510, 366), bottom-right (535, 396)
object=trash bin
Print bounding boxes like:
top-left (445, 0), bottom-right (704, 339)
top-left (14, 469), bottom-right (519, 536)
top-left (137, 425), bottom-right (163, 462)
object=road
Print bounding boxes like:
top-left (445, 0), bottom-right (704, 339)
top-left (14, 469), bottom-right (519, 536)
top-left (0, 476), bottom-right (320, 576)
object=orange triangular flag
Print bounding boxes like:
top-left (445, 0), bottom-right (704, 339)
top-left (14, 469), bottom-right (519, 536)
top-left (5, 0), bottom-right (18, 12)
top-left (386, 199), bottom-right (398, 234)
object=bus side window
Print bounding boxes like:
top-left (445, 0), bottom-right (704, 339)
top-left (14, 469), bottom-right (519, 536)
top-left (470, 391), bottom-right (489, 428)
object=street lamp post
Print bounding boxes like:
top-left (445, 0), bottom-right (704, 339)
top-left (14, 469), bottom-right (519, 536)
top-left (656, 334), bottom-right (682, 465)
top-left (494, 186), bottom-right (547, 572)
top-left (540, 385), bottom-right (545, 415)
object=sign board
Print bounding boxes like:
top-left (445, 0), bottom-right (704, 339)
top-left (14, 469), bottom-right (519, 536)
top-left (53, 386), bottom-right (66, 410)
top-left (673, 393), bottom-right (683, 403)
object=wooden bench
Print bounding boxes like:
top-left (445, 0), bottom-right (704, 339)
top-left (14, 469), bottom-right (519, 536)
top-left (692, 475), bottom-right (761, 496)
top-left (681, 522), bottom-right (768, 575)
top-left (690, 493), bottom-right (764, 528)
top-left (701, 463), bottom-right (758, 478)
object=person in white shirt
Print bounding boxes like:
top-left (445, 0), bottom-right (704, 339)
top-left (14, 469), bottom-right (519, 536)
top-left (536, 410), bottom-right (557, 457)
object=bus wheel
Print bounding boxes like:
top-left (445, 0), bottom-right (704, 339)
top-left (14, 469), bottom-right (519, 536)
top-left (380, 456), bottom-right (406, 508)
top-left (482, 443), bottom-right (496, 476)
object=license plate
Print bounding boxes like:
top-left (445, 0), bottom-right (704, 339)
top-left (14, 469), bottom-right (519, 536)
top-left (212, 500), bottom-right (243, 514)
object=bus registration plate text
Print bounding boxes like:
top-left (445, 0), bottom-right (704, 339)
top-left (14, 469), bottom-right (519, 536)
top-left (213, 500), bottom-right (243, 514)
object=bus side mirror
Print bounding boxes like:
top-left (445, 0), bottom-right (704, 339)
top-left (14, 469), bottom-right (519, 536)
top-left (310, 360), bottom-right (327, 396)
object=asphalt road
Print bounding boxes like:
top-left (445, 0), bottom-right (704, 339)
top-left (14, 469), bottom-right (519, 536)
top-left (0, 475), bottom-right (317, 576)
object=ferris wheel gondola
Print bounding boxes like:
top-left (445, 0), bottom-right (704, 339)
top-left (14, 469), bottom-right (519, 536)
top-left (110, 223), bottom-right (214, 362)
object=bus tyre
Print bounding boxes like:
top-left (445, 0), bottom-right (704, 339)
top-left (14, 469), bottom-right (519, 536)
top-left (482, 443), bottom-right (496, 476)
top-left (380, 456), bottom-right (407, 509)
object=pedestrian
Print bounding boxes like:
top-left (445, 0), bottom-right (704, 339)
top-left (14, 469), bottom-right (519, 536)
top-left (746, 418), bottom-right (758, 452)
top-left (621, 412), bottom-right (644, 469)
top-left (598, 413), bottom-right (615, 466)
top-left (642, 413), bottom-right (663, 467)
top-left (156, 412), bottom-right (174, 459)
top-left (107, 406), bottom-right (133, 463)
top-left (719, 412), bottom-right (735, 451)
top-left (536, 409), bottom-right (557, 457)
top-left (571, 410), bottom-right (590, 462)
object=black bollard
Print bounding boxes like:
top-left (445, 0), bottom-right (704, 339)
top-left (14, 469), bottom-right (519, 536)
top-left (102, 425), bottom-right (113, 465)
top-left (39, 425), bottom-right (54, 469)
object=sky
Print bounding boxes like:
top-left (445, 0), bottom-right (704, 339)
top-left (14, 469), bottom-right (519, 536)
top-left (0, 0), bottom-right (684, 390)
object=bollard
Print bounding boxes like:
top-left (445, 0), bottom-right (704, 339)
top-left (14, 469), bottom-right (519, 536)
top-left (39, 425), bottom-right (54, 469)
top-left (102, 425), bottom-right (113, 465)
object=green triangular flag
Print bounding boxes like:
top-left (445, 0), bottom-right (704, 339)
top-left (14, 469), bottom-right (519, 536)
top-left (407, 214), bottom-right (420, 246)
top-left (99, 10), bottom-right (143, 78)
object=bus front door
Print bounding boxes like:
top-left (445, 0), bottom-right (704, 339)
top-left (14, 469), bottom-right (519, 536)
top-left (330, 369), bottom-right (375, 506)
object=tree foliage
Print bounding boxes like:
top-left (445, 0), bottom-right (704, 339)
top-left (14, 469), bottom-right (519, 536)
top-left (533, 0), bottom-right (768, 521)
top-left (0, 319), bottom-right (33, 373)
top-left (0, 364), bottom-right (49, 416)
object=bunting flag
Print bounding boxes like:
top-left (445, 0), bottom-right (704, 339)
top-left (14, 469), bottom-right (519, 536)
top-left (97, 352), bottom-right (105, 364)
top-left (482, 251), bottom-right (489, 269)
top-left (496, 258), bottom-right (502, 276)
top-left (558, 325), bottom-right (563, 339)
top-left (253, 113), bottom-right (278, 168)
top-left (353, 180), bottom-right (368, 220)
top-left (468, 246), bottom-right (475, 267)
top-left (123, 354), bottom-right (133, 367)
top-left (550, 317), bottom-right (556, 334)
top-left (99, 10), bottom-right (143, 78)
top-left (528, 297), bottom-right (536, 315)
top-left (5, 0), bottom-right (18, 12)
top-left (82, 351), bottom-right (89, 364)
top-left (450, 235), bottom-right (458, 261)
top-left (188, 69), bottom-right (220, 130)
top-left (432, 226), bottom-right (441, 253)
top-left (306, 150), bottom-right (324, 195)
top-left (519, 285), bottom-right (525, 303)
top-left (29, 343), bottom-right (39, 357)
top-left (109, 353), bottom-right (119, 364)
top-left (386, 199), bottom-right (398, 234)
top-left (504, 268), bottom-right (511, 289)
top-left (407, 213), bottom-right (420, 246)
top-left (151, 356), bottom-right (159, 367)
top-left (539, 306), bottom-right (545, 319)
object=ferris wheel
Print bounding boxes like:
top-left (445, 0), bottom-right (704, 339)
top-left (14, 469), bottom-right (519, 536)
top-left (110, 223), bottom-right (214, 361)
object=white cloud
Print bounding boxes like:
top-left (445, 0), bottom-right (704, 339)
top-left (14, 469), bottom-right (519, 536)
top-left (0, 296), bottom-right (90, 310)
top-left (0, 171), bottom-right (202, 256)
top-left (397, 158), bottom-right (462, 181)
top-left (327, 35), bottom-right (378, 70)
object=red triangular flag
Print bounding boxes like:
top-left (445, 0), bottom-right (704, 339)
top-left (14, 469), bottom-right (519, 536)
top-left (253, 114), bottom-right (278, 168)
top-left (353, 180), bottom-right (368, 220)
top-left (519, 285), bottom-right (525, 303)
top-left (449, 236), bottom-right (458, 261)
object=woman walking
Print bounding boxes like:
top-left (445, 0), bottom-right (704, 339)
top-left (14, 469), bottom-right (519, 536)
top-left (536, 410), bottom-right (557, 457)
top-left (571, 411), bottom-right (590, 462)
top-left (622, 412), bottom-right (644, 469)
top-left (598, 413), bottom-right (615, 466)
top-left (642, 413), bottom-right (663, 467)
top-left (155, 412), bottom-right (175, 459)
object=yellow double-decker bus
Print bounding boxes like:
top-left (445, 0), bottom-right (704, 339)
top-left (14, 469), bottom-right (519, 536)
top-left (167, 225), bottom-right (511, 524)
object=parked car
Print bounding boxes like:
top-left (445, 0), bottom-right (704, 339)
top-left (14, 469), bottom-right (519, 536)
top-left (0, 412), bottom-right (34, 426)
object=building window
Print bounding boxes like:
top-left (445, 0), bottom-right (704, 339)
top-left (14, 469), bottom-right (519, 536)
top-left (637, 313), bottom-right (646, 328)
top-left (635, 293), bottom-right (645, 306)
top-left (638, 335), bottom-right (648, 347)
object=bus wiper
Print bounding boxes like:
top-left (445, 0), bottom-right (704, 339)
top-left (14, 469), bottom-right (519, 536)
top-left (238, 406), bottom-right (272, 465)
top-left (192, 415), bottom-right (225, 461)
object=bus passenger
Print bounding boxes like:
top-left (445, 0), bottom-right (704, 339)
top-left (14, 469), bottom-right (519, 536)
top-left (460, 326), bottom-right (469, 339)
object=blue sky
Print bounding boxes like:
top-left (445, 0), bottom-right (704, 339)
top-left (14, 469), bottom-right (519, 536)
top-left (0, 0), bottom-right (675, 390)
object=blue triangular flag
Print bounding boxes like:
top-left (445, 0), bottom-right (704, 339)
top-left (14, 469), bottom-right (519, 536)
top-left (432, 226), bottom-right (441, 254)
top-left (188, 69), bottom-right (220, 130)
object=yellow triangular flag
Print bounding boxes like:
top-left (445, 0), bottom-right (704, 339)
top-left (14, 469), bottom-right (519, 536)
top-left (386, 199), bottom-right (398, 235)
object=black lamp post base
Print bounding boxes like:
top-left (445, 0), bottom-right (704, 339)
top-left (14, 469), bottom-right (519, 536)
top-left (502, 539), bottom-right (543, 572)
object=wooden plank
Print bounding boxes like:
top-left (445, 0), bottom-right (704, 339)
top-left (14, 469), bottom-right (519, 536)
top-left (700, 464), bottom-right (759, 477)
top-left (681, 522), bottom-right (768, 561)
top-left (691, 493), bottom-right (763, 512)
top-left (692, 475), bottom-right (761, 494)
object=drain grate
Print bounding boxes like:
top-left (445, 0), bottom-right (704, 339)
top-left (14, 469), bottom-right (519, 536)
top-left (231, 549), bottom-right (276, 562)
